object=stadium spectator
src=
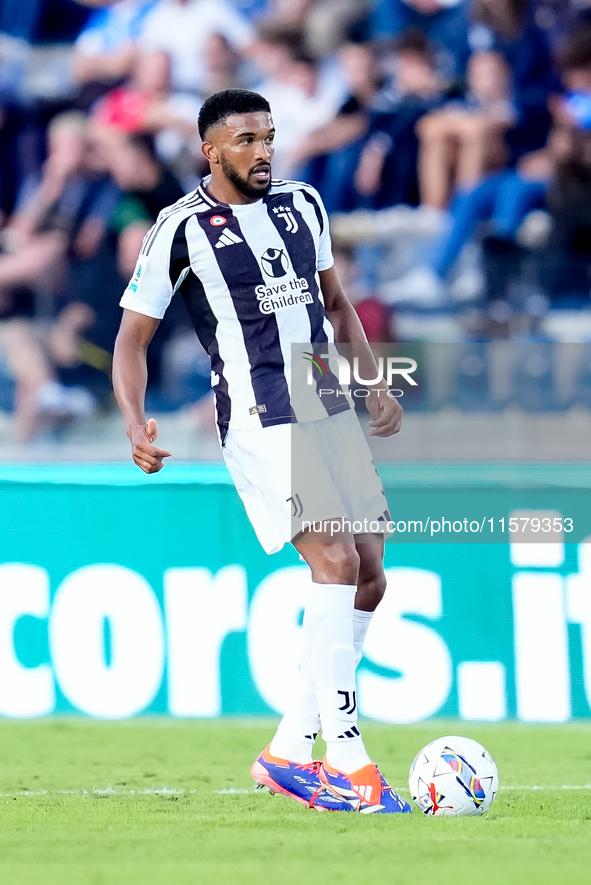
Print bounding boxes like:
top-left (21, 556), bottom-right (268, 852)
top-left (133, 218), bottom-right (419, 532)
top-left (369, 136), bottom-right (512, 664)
top-left (532, 0), bottom-right (579, 51)
top-left (270, 0), bottom-right (372, 56)
top-left (469, 0), bottom-right (556, 157)
top-left (0, 103), bottom-right (23, 224)
top-left (553, 23), bottom-right (591, 129)
top-left (91, 127), bottom-right (183, 277)
top-left (0, 110), bottom-right (119, 439)
top-left (5, 0), bottom-right (591, 443)
top-left (0, 111), bottom-right (118, 297)
top-left (540, 126), bottom-right (591, 302)
top-left (354, 30), bottom-right (444, 209)
top-left (250, 22), bottom-right (347, 177)
top-left (64, 126), bottom-right (187, 396)
top-left (424, 117), bottom-right (591, 306)
top-left (0, 309), bottom-right (81, 444)
top-left (417, 50), bottom-right (516, 210)
top-left (370, 0), bottom-right (471, 80)
top-left (535, 27), bottom-right (591, 302)
top-left (138, 0), bottom-right (255, 94)
top-left (290, 41), bottom-right (385, 210)
top-left (71, 0), bottom-right (158, 104)
top-left (92, 49), bottom-right (202, 187)
top-left (200, 33), bottom-right (244, 97)
top-left (574, 0), bottom-right (591, 28)
top-left (428, 123), bottom-right (568, 281)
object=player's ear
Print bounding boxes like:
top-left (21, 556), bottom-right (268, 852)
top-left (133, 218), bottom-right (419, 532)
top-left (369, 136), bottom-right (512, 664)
top-left (202, 140), bottom-right (219, 165)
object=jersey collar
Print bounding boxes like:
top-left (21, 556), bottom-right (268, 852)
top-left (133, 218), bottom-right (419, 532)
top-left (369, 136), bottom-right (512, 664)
top-left (198, 175), bottom-right (269, 210)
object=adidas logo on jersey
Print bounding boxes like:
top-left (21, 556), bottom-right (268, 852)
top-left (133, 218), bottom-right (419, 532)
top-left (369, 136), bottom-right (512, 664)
top-left (215, 229), bottom-right (243, 249)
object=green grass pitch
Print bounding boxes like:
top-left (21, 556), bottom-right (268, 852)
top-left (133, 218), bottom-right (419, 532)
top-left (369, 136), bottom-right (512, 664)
top-left (0, 719), bottom-right (590, 885)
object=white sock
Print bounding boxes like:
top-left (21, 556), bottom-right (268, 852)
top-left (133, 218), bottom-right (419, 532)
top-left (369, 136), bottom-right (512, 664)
top-left (269, 647), bottom-right (320, 764)
top-left (326, 606), bottom-right (375, 773)
top-left (269, 607), bottom-right (375, 765)
top-left (353, 609), bottom-right (374, 667)
top-left (305, 584), bottom-right (371, 774)
top-left (269, 581), bottom-right (320, 763)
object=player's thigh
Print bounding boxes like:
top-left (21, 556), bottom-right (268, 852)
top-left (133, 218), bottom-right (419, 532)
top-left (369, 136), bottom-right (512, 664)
top-left (224, 422), bottom-right (348, 553)
top-left (223, 425), bottom-right (292, 553)
top-left (313, 410), bottom-right (389, 526)
top-left (291, 421), bottom-right (349, 538)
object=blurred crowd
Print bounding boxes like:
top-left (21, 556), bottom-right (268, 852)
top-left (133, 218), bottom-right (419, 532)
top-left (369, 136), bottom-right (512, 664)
top-left (1, 0), bottom-right (591, 443)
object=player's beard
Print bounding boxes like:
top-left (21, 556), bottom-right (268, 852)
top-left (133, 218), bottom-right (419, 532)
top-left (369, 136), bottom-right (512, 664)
top-left (220, 153), bottom-right (271, 200)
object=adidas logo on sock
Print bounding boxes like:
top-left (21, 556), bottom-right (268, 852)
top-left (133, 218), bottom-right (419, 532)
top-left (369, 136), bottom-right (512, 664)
top-left (215, 229), bottom-right (243, 248)
top-left (337, 726), bottom-right (360, 739)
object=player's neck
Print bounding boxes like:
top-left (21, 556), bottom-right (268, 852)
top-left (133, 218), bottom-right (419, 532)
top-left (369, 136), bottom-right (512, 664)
top-left (205, 172), bottom-right (262, 206)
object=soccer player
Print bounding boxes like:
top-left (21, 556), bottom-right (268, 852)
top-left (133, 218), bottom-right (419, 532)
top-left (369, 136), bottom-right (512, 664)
top-left (113, 89), bottom-right (411, 814)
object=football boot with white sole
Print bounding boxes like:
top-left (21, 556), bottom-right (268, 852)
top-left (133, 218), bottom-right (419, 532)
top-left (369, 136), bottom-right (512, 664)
top-left (252, 746), bottom-right (353, 812)
top-left (319, 758), bottom-right (413, 814)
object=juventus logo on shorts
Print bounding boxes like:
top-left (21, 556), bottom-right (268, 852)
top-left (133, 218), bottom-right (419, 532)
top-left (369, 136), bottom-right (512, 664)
top-left (287, 494), bottom-right (303, 517)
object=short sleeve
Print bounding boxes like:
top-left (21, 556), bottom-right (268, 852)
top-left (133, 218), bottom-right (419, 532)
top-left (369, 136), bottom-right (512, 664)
top-left (119, 214), bottom-right (180, 319)
top-left (295, 183), bottom-right (334, 272)
top-left (314, 189), bottom-right (334, 272)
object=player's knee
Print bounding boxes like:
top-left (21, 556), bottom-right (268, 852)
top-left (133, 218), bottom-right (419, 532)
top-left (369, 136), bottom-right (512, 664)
top-left (359, 572), bottom-right (387, 610)
top-left (314, 543), bottom-right (360, 585)
top-left (355, 569), bottom-right (386, 612)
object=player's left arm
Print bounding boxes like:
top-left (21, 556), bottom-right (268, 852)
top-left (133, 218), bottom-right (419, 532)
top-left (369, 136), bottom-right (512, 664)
top-left (319, 265), bottom-right (402, 437)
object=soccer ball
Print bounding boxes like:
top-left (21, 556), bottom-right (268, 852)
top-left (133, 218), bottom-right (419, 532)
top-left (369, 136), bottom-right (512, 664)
top-left (408, 735), bottom-right (499, 816)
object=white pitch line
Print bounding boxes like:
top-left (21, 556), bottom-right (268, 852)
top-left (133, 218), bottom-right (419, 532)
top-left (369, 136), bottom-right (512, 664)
top-left (0, 787), bottom-right (191, 797)
top-left (385, 786), bottom-right (591, 793)
top-left (397, 785), bottom-right (591, 792)
top-left (214, 788), bottom-right (254, 794)
top-left (500, 784), bottom-right (591, 791)
top-left (1, 785), bottom-right (591, 799)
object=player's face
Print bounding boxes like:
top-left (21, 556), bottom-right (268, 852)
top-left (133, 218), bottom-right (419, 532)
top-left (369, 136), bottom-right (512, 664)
top-left (210, 111), bottom-right (275, 200)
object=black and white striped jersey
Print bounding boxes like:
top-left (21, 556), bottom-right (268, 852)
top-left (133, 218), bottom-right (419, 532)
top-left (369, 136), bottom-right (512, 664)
top-left (120, 177), bottom-right (350, 443)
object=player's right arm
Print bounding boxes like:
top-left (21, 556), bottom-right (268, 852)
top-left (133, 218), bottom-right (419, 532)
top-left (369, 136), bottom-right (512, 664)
top-left (113, 308), bottom-right (171, 473)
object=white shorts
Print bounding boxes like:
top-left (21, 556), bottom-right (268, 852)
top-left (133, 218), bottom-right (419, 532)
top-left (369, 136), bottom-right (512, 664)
top-left (222, 409), bottom-right (391, 554)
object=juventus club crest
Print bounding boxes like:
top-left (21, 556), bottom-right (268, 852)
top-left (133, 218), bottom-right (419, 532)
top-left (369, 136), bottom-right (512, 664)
top-left (273, 205), bottom-right (299, 233)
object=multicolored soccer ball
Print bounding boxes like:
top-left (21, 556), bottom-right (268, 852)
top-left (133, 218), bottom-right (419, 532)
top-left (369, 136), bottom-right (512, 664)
top-left (409, 735), bottom-right (499, 816)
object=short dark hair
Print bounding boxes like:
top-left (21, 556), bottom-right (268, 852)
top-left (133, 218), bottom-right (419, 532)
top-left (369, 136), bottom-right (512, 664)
top-left (198, 89), bottom-right (271, 141)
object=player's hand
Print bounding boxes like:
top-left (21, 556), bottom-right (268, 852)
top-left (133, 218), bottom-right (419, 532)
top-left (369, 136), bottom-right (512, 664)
top-left (129, 418), bottom-right (171, 473)
top-left (367, 390), bottom-right (403, 437)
